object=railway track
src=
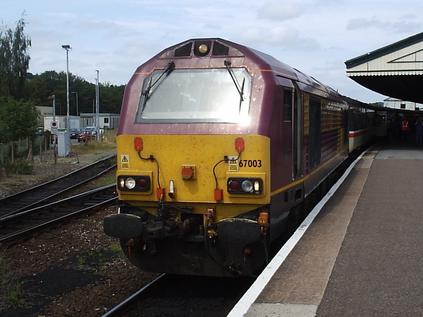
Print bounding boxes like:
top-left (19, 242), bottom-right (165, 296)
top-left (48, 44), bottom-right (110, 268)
top-left (102, 274), bottom-right (166, 317)
top-left (0, 154), bottom-right (116, 219)
top-left (102, 274), bottom-right (253, 317)
top-left (0, 184), bottom-right (117, 244)
top-left (101, 149), bottom-right (370, 317)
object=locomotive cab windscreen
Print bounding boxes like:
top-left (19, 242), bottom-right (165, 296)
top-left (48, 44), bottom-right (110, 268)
top-left (136, 67), bottom-right (252, 123)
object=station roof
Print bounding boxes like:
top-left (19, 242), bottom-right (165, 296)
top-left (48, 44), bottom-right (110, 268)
top-left (345, 32), bottom-right (423, 103)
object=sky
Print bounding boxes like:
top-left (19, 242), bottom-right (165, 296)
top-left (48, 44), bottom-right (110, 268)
top-left (3, 0), bottom-right (423, 103)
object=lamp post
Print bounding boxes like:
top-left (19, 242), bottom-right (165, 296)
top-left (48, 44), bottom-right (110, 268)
top-left (72, 91), bottom-right (79, 116)
top-left (95, 70), bottom-right (100, 141)
top-left (50, 94), bottom-right (56, 122)
top-left (48, 94), bottom-right (57, 163)
top-left (62, 44), bottom-right (71, 131)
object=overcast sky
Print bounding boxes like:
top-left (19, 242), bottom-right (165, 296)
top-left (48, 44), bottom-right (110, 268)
top-left (3, 0), bottom-right (423, 103)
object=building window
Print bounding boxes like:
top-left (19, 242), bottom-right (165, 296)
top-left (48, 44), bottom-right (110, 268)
top-left (401, 103), bottom-right (406, 109)
top-left (104, 118), bottom-right (109, 123)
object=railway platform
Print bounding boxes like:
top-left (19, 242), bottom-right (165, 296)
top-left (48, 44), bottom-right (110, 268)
top-left (237, 146), bottom-right (423, 316)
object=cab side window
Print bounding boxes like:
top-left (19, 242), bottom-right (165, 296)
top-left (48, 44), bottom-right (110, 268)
top-left (283, 89), bottom-right (293, 122)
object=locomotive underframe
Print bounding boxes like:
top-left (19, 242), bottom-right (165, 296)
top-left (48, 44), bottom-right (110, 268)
top-left (105, 202), bottom-right (270, 276)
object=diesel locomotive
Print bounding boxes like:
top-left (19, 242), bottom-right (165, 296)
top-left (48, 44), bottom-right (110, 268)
top-left (104, 38), bottom-right (373, 276)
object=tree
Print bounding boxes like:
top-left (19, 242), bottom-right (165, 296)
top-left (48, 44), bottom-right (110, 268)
top-left (0, 18), bottom-right (31, 99)
top-left (25, 71), bottom-right (125, 114)
top-left (0, 99), bottom-right (38, 163)
top-left (100, 82), bottom-right (125, 113)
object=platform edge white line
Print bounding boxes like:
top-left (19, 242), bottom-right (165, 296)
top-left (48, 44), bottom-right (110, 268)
top-left (227, 151), bottom-right (367, 317)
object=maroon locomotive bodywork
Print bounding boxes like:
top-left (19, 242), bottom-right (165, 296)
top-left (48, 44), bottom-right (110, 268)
top-left (118, 38), bottom-right (347, 196)
top-left (110, 38), bottom-right (349, 276)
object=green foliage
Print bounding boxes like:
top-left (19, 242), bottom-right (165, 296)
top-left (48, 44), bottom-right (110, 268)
top-left (0, 17), bottom-right (37, 163)
top-left (25, 71), bottom-right (125, 114)
top-left (0, 98), bottom-right (39, 143)
top-left (0, 18), bottom-right (31, 99)
top-left (5, 159), bottom-right (33, 175)
top-left (109, 242), bottom-right (123, 255)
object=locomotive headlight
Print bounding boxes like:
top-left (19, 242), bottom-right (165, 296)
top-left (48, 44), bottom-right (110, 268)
top-left (118, 175), bottom-right (151, 193)
top-left (198, 44), bottom-right (208, 54)
top-left (227, 177), bottom-right (263, 195)
top-left (241, 180), bottom-right (254, 193)
top-left (125, 177), bottom-right (136, 190)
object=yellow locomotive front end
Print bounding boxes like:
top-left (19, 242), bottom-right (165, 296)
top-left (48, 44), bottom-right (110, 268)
top-left (108, 134), bottom-right (270, 276)
top-left (103, 39), bottom-right (274, 276)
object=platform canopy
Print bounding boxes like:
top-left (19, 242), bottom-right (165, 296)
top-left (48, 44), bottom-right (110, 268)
top-left (345, 32), bottom-right (423, 103)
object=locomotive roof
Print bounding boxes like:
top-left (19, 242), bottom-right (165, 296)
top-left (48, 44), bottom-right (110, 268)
top-left (160, 38), bottom-right (342, 100)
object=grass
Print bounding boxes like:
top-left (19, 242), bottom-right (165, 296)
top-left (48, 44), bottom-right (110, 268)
top-left (73, 247), bottom-right (123, 273)
top-left (73, 141), bottom-right (116, 156)
top-left (109, 242), bottom-right (123, 255)
top-left (4, 160), bottom-right (33, 175)
top-left (72, 129), bottom-right (117, 156)
top-left (0, 257), bottom-right (26, 309)
top-left (92, 173), bottom-right (116, 187)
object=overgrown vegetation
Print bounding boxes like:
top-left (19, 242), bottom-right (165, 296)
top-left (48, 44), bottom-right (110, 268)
top-left (0, 18), bottom-right (38, 167)
top-left (0, 18), bottom-right (31, 99)
top-left (0, 257), bottom-right (26, 310)
top-left (74, 249), bottom-right (121, 273)
top-left (4, 160), bottom-right (33, 175)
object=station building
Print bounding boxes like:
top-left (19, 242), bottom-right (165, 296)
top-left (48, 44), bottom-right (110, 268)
top-left (383, 98), bottom-right (423, 111)
top-left (345, 32), bottom-right (423, 104)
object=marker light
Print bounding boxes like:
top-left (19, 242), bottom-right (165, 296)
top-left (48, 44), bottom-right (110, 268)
top-left (119, 178), bottom-right (125, 189)
top-left (134, 137), bottom-right (143, 152)
top-left (138, 178), bottom-right (148, 189)
top-left (228, 179), bottom-right (240, 191)
top-left (125, 177), bottom-right (136, 189)
top-left (254, 180), bottom-right (260, 192)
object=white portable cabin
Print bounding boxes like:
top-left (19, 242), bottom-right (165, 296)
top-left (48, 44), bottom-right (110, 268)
top-left (43, 116), bottom-right (81, 131)
top-left (79, 113), bottom-right (120, 129)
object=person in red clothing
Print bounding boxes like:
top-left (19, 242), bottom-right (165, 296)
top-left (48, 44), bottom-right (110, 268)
top-left (401, 117), bottom-right (410, 142)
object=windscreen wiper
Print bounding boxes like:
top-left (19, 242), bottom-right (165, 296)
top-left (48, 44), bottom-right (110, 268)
top-left (224, 60), bottom-right (245, 110)
top-left (141, 61), bottom-right (175, 112)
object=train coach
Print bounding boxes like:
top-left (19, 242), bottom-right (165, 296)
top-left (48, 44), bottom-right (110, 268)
top-left (104, 38), bottom-right (372, 276)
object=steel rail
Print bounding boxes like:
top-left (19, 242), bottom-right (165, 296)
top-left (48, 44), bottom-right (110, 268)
top-left (0, 184), bottom-right (117, 244)
top-left (101, 273), bottom-right (167, 317)
top-left (0, 154), bottom-right (116, 219)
